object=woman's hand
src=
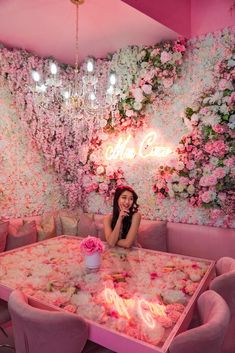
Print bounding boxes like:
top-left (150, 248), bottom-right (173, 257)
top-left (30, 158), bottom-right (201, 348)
top-left (118, 207), bottom-right (129, 220)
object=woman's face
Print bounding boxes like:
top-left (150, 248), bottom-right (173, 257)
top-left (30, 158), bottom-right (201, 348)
top-left (118, 190), bottom-right (134, 211)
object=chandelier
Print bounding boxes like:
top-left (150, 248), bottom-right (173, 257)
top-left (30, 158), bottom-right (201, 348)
top-left (31, 0), bottom-right (119, 119)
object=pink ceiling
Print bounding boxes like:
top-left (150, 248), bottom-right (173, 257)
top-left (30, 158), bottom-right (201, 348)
top-left (122, 0), bottom-right (191, 37)
top-left (0, 0), bottom-right (178, 66)
top-left (0, 0), bottom-right (233, 66)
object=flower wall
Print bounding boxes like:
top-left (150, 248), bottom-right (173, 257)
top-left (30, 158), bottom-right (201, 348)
top-left (0, 83), bottom-right (66, 218)
top-left (0, 27), bottom-right (234, 227)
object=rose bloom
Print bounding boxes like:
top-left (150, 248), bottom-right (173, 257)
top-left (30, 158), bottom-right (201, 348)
top-left (173, 43), bottom-right (186, 53)
top-left (175, 161), bottom-right (185, 171)
top-left (224, 157), bottom-right (235, 168)
top-left (162, 77), bottom-right (173, 88)
top-left (160, 51), bottom-right (172, 63)
top-left (212, 124), bottom-right (226, 134)
top-left (199, 176), bottom-right (217, 187)
top-left (80, 236), bottom-right (104, 255)
top-left (186, 160), bottom-right (195, 170)
top-left (201, 191), bottom-right (216, 203)
top-left (204, 140), bottom-right (228, 157)
top-left (96, 165), bottom-right (105, 175)
top-left (142, 84), bottom-right (152, 95)
top-left (187, 184), bottom-right (195, 195)
top-left (131, 87), bottom-right (144, 102)
top-left (213, 167), bottom-right (226, 179)
top-left (125, 109), bottom-right (134, 117)
top-left (105, 166), bottom-right (115, 177)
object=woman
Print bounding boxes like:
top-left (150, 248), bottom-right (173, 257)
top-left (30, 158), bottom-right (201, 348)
top-left (103, 186), bottom-right (141, 248)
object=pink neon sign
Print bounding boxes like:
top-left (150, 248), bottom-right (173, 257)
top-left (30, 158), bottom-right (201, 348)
top-left (103, 288), bottom-right (166, 329)
top-left (105, 131), bottom-right (173, 161)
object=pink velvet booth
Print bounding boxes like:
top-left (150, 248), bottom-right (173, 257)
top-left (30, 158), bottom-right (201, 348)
top-left (209, 257), bottom-right (235, 353)
top-left (166, 222), bottom-right (235, 260)
top-left (8, 290), bottom-right (89, 353)
top-left (168, 290), bottom-right (230, 353)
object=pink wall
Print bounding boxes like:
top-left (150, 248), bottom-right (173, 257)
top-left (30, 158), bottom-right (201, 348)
top-left (191, 0), bottom-right (235, 37)
top-left (121, 0), bottom-right (191, 37)
top-left (122, 0), bottom-right (234, 39)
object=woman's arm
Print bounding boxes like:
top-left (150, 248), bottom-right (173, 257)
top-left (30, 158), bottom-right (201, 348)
top-left (117, 212), bottom-right (141, 249)
top-left (103, 214), bottom-right (122, 247)
top-left (103, 207), bottom-right (132, 247)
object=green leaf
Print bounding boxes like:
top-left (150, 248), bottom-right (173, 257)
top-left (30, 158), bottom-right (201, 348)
top-left (185, 107), bottom-right (194, 118)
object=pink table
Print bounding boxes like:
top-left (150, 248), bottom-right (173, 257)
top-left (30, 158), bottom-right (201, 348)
top-left (0, 236), bottom-right (215, 353)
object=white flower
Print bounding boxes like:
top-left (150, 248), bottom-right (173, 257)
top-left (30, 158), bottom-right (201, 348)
top-left (96, 166), bottom-right (105, 175)
top-left (187, 185), bottom-right (195, 195)
top-left (162, 289), bottom-right (187, 304)
top-left (133, 101), bottom-right (142, 111)
top-left (126, 109), bottom-right (134, 117)
top-left (132, 87), bottom-right (144, 102)
top-left (175, 161), bottom-right (185, 171)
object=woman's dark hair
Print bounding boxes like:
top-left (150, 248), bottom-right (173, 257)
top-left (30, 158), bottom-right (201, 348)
top-left (111, 186), bottom-right (139, 239)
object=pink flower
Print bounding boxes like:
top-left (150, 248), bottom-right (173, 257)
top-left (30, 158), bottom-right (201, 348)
top-left (201, 191), bottom-right (216, 203)
top-left (212, 124), bottom-right (225, 134)
top-left (131, 87), bottom-right (144, 102)
top-left (160, 51), bottom-right (172, 64)
top-left (199, 176), bottom-right (216, 187)
top-left (80, 236), bottom-right (104, 255)
top-left (230, 92), bottom-right (235, 103)
top-left (218, 79), bottom-right (232, 91)
top-left (64, 304), bottom-right (76, 313)
top-left (213, 167), bottom-right (226, 179)
top-left (186, 160), bottom-right (195, 170)
top-left (173, 43), bottom-right (186, 53)
top-left (224, 157), bottom-right (235, 168)
top-left (204, 140), bottom-right (228, 157)
top-left (142, 84), bottom-right (152, 95)
top-left (162, 77), bottom-right (173, 88)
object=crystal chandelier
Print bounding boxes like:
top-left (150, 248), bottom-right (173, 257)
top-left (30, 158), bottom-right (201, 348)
top-left (31, 0), bottom-right (119, 119)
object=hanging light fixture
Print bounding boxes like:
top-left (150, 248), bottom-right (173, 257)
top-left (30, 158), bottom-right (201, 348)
top-left (31, 0), bottom-right (119, 119)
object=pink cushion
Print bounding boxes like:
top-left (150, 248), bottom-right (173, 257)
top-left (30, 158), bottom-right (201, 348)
top-left (0, 221), bottom-right (9, 252)
top-left (77, 213), bottom-right (97, 237)
top-left (137, 220), bottom-right (167, 251)
top-left (6, 221), bottom-right (37, 251)
top-left (94, 214), bottom-right (105, 241)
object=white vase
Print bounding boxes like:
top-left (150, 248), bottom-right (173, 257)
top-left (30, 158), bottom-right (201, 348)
top-left (85, 252), bottom-right (101, 270)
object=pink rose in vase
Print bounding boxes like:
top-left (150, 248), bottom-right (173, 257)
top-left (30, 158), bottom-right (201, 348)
top-left (80, 236), bottom-right (104, 255)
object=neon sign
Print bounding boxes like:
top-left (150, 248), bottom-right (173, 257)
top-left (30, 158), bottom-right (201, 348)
top-left (103, 288), bottom-right (166, 329)
top-left (105, 131), bottom-right (173, 161)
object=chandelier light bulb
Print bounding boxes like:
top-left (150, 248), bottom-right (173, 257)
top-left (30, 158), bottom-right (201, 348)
top-left (50, 62), bottom-right (58, 75)
top-left (30, 0), bottom-right (120, 120)
top-left (87, 59), bottom-right (94, 73)
top-left (109, 72), bottom-right (116, 86)
top-left (32, 70), bottom-right (41, 82)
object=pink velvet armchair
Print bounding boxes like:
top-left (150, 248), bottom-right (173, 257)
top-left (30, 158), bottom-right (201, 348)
top-left (8, 290), bottom-right (89, 353)
top-left (168, 290), bottom-right (230, 353)
top-left (209, 257), bottom-right (235, 353)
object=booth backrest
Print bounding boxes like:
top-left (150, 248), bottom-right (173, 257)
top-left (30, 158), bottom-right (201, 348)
top-left (1, 212), bottom-right (235, 261)
top-left (167, 222), bottom-right (235, 260)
